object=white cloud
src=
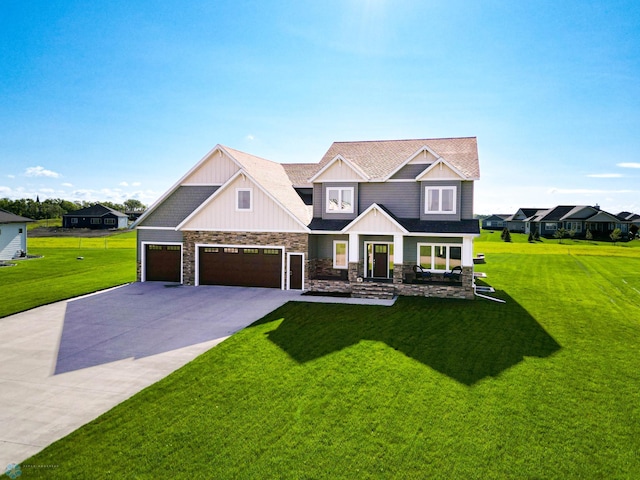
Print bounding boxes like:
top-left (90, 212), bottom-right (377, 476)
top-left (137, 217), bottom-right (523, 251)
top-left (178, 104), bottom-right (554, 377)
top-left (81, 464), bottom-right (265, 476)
top-left (548, 188), bottom-right (634, 195)
top-left (7, 174), bottom-right (15, 179)
top-left (62, 182), bottom-right (73, 187)
top-left (24, 166), bottom-right (61, 178)
top-left (119, 181), bottom-right (129, 186)
top-left (246, 134), bottom-right (255, 141)
top-left (617, 162), bottom-right (640, 169)
top-left (132, 181), bottom-right (141, 187)
top-left (586, 173), bottom-right (623, 178)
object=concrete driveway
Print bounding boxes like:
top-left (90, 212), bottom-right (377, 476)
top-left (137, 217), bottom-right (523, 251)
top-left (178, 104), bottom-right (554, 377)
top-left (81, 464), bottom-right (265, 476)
top-left (0, 283), bottom-right (302, 468)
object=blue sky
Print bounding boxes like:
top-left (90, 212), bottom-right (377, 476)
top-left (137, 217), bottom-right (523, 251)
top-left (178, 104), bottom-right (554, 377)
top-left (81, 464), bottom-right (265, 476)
top-left (1, 0), bottom-right (639, 214)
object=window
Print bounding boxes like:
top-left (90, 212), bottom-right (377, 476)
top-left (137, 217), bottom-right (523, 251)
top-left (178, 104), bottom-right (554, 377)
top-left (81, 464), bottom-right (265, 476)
top-left (243, 248), bottom-right (259, 254)
top-left (224, 247), bottom-right (239, 254)
top-left (326, 187), bottom-right (354, 213)
top-left (71, 218), bottom-right (78, 224)
top-left (263, 249), bottom-right (280, 255)
top-left (203, 247), bottom-right (219, 253)
top-left (545, 222), bottom-right (557, 231)
top-left (418, 243), bottom-right (462, 271)
top-left (566, 222), bottom-right (582, 232)
top-left (236, 188), bottom-right (252, 211)
top-left (333, 241), bottom-right (349, 269)
top-left (425, 186), bottom-right (456, 214)
top-left (90, 218), bottom-right (101, 225)
top-left (105, 218), bottom-right (116, 225)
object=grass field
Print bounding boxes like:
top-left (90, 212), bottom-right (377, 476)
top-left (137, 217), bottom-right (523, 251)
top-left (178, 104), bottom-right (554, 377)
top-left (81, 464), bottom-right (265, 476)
top-left (0, 230), bottom-right (136, 318)
top-left (15, 233), bottom-right (640, 478)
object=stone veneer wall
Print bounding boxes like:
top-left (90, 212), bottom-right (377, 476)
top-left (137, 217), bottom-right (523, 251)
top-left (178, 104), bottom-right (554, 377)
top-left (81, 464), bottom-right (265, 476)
top-left (395, 266), bottom-right (475, 300)
top-left (182, 231), bottom-right (308, 286)
top-left (312, 258), bottom-right (348, 279)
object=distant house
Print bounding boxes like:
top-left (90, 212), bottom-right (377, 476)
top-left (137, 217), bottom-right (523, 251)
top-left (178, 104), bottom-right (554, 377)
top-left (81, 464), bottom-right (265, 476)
top-left (507, 208), bottom-right (546, 233)
top-left (62, 204), bottom-right (129, 229)
top-left (481, 214), bottom-right (511, 230)
top-left (493, 205), bottom-right (635, 239)
top-left (0, 209), bottom-right (34, 260)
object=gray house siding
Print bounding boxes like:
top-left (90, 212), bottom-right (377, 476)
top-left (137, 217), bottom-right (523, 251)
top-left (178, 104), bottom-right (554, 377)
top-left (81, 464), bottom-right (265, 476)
top-left (318, 182), bottom-right (359, 220)
top-left (137, 229), bottom-right (184, 261)
top-left (360, 182), bottom-right (421, 218)
top-left (140, 186), bottom-right (218, 228)
top-left (390, 164), bottom-right (429, 180)
top-left (0, 223), bottom-right (26, 260)
top-left (420, 180), bottom-right (462, 222)
top-left (460, 181), bottom-right (474, 219)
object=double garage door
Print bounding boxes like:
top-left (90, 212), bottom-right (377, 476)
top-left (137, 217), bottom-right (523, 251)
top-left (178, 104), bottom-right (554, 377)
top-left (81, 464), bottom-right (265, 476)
top-left (199, 246), bottom-right (283, 288)
top-left (144, 244), bottom-right (285, 288)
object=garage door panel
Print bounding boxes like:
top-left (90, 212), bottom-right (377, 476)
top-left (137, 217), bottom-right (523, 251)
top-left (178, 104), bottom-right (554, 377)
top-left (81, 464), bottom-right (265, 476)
top-left (145, 244), bottom-right (181, 282)
top-left (199, 247), bottom-right (282, 288)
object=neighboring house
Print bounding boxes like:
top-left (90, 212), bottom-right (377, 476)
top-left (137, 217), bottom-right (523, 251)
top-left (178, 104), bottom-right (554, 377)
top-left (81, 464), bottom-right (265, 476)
top-left (132, 138), bottom-right (481, 299)
top-left (62, 204), bottom-right (129, 229)
top-left (0, 209), bottom-right (34, 260)
top-left (507, 208), bottom-right (546, 233)
top-left (481, 214), bottom-right (511, 230)
top-left (495, 205), bottom-right (634, 239)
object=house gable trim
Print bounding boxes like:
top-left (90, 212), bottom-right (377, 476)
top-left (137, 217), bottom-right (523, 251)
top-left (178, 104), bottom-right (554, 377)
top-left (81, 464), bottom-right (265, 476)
top-left (416, 158), bottom-right (469, 181)
top-left (383, 145), bottom-right (442, 180)
top-left (341, 203), bottom-right (408, 234)
top-left (176, 169), bottom-right (310, 232)
top-left (308, 154), bottom-right (370, 183)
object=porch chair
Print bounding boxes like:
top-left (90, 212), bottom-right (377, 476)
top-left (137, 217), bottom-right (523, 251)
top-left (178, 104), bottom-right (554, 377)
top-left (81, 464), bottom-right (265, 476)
top-left (413, 265), bottom-right (431, 283)
top-left (443, 265), bottom-right (463, 282)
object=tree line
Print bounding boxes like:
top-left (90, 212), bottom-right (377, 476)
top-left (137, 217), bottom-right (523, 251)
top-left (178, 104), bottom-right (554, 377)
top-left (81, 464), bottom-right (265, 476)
top-left (0, 197), bottom-right (146, 220)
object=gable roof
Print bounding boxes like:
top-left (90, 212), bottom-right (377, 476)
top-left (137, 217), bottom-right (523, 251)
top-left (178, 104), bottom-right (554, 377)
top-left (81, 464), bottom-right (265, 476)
top-left (282, 163), bottom-right (318, 188)
top-left (0, 208), bottom-right (34, 223)
top-left (222, 146), bottom-right (312, 226)
top-left (317, 137), bottom-right (479, 181)
top-left (63, 204), bottom-right (128, 218)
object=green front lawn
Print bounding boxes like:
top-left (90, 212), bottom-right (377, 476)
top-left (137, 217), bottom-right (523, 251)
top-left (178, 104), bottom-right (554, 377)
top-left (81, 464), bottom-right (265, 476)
top-left (17, 241), bottom-right (640, 478)
top-left (0, 231), bottom-right (136, 318)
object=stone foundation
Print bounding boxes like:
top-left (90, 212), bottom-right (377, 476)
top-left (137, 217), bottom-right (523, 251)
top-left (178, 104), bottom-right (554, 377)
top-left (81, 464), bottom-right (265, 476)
top-left (182, 231), bottom-right (308, 286)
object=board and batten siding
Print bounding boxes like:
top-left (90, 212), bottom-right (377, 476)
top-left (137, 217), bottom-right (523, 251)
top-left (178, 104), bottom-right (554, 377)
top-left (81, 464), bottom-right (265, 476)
top-left (0, 223), bottom-right (26, 260)
top-left (359, 182), bottom-right (420, 218)
top-left (182, 151), bottom-right (239, 185)
top-left (136, 229), bottom-right (184, 261)
top-left (180, 175), bottom-right (306, 232)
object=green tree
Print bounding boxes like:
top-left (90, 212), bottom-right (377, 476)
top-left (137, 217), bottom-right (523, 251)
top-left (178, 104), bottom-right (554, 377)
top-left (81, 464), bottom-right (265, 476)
top-left (609, 228), bottom-right (622, 245)
top-left (124, 199), bottom-right (146, 212)
top-left (501, 227), bottom-right (511, 242)
top-left (553, 227), bottom-right (567, 243)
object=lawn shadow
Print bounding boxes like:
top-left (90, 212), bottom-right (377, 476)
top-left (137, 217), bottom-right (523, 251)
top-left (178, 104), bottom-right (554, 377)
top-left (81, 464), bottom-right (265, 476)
top-left (265, 293), bottom-right (561, 386)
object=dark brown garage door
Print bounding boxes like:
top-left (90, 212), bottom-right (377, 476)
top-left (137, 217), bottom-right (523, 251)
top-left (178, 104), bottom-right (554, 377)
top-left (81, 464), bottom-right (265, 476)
top-left (199, 247), bottom-right (282, 288)
top-left (145, 244), bottom-right (181, 282)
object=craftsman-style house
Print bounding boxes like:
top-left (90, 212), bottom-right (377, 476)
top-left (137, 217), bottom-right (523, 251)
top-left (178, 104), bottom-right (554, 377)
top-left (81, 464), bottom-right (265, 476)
top-left (133, 138), bottom-right (481, 299)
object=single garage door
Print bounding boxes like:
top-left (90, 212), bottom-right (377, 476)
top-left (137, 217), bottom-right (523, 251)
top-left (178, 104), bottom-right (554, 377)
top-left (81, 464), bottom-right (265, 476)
top-left (145, 244), bottom-right (181, 282)
top-left (199, 246), bottom-right (282, 288)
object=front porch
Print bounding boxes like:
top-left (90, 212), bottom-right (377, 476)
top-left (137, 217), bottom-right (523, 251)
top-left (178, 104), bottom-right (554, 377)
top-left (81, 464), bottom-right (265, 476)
top-left (307, 240), bottom-right (475, 300)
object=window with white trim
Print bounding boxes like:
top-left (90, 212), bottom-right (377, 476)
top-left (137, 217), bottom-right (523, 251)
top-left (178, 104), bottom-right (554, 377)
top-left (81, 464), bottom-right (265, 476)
top-left (333, 240), bottom-right (349, 269)
top-left (545, 222), bottom-right (557, 231)
top-left (425, 186), bottom-right (456, 214)
top-left (236, 188), bottom-right (252, 211)
top-left (105, 218), bottom-right (116, 225)
top-left (418, 243), bottom-right (462, 271)
top-left (326, 187), bottom-right (354, 213)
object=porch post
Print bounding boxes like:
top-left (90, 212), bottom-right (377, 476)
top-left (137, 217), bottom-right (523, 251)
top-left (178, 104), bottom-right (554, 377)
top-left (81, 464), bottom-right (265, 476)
top-left (393, 234), bottom-right (404, 284)
top-left (348, 233), bottom-right (359, 282)
top-left (462, 236), bottom-right (474, 267)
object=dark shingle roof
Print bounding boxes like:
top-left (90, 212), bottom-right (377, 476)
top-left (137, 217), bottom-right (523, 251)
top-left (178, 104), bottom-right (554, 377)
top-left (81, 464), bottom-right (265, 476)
top-left (63, 204), bottom-right (128, 218)
top-left (0, 208), bottom-right (34, 223)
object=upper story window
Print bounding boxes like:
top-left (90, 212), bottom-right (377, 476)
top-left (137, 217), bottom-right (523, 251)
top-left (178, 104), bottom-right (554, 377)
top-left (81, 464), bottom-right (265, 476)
top-left (236, 188), bottom-right (253, 211)
top-left (326, 187), bottom-right (354, 213)
top-left (425, 186), bottom-right (456, 214)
